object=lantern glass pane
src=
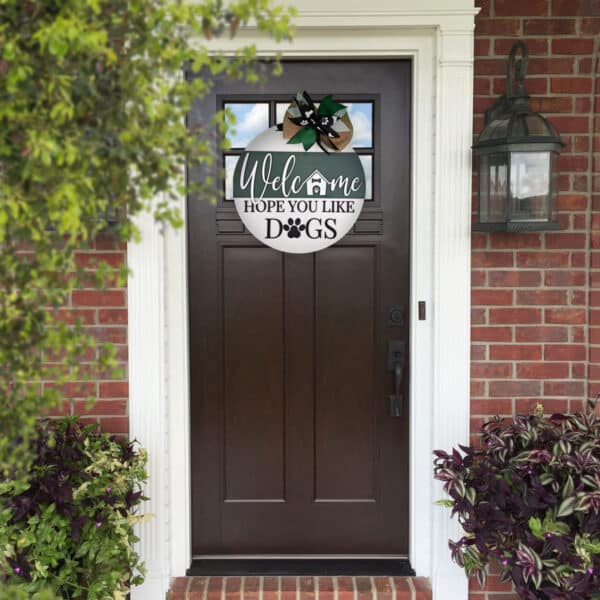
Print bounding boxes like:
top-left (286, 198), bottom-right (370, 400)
top-left (479, 153), bottom-right (508, 223)
top-left (509, 151), bottom-right (551, 222)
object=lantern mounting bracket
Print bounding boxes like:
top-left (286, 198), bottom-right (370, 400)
top-left (484, 41), bottom-right (529, 126)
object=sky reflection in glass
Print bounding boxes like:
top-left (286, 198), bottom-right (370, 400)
top-left (225, 103), bottom-right (269, 148)
top-left (359, 155), bottom-right (373, 200)
top-left (224, 155), bottom-right (239, 199)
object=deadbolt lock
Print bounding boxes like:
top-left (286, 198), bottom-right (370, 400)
top-left (387, 304), bottom-right (405, 327)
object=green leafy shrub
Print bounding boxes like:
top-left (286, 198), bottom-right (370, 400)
top-left (0, 418), bottom-right (148, 599)
top-left (0, 0), bottom-right (294, 484)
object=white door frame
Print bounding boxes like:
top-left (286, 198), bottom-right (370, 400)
top-left (129, 5), bottom-right (477, 600)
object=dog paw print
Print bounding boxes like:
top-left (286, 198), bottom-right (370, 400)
top-left (283, 218), bottom-right (305, 239)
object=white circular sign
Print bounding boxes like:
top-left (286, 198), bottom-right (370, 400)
top-left (232, 127), bottom-right (365, 254)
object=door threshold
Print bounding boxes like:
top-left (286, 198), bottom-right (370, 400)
top-left (186, 558), bottom-right (415, 576)
top-left (195, 555), bottom-right (408, 559)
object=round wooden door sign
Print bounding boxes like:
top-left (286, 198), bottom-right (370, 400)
top-left (232, 92), bottom-right (365, 254)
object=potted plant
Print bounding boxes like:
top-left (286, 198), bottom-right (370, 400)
top-left (434, 404), bottom-right (600, 600)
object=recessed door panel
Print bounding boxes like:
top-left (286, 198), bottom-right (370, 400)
top-left (222, 247), bottom-right (285, 501)
top-left (314, 246), bottom-right (377, 502)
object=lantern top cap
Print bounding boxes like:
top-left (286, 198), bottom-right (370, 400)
top-left (473, 41), bottom-right (564, 153)
top-left (474, 109), bottom-right (562, 150)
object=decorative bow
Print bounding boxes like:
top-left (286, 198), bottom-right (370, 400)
top-left (280, 91), bottom-right (352, 153)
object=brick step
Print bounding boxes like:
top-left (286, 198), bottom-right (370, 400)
top-left (168, 576), bottom-right (431, 600)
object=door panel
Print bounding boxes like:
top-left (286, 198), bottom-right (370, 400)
top-left (188, 61), bottom-right (411, 556)
top-left (223, 247), bottom-right (285, 501)
top-left (314, 247), bottom-right (377, 502)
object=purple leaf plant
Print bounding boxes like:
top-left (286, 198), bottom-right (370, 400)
top-left (434, 404), bottom-right (600, 599)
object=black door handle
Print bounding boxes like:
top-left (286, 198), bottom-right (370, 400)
top-left (390, 361), bottom-right (404, 417)
top-left (387, 340), bottom-right (406, 417)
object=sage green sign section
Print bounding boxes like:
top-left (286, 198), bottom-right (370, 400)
top-left (233, 150), bottom-right (365, 199)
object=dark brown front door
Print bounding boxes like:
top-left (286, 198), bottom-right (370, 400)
top-left (188, 61), bottom-right (411, 556)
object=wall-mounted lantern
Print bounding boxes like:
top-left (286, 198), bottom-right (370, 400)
top-left (473, 41), bottom-right (564, 232)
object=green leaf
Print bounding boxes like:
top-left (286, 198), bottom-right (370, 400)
top-left (530, 512), bottom-right (570, 540)
top-left (529, 517), bottom-right (543, 540)
top-left (48, 36), bottom-right (69, 58)
top-left (557, 496), bottom-right (576, 518)
top-left (434, 499), bottom-right (454, 507)
top-left (563, 474), bottom-right (574, 498)
top-left (288, 126), bottom-right (317, 150)
top-left (317, 95), bottom-right (347, 117)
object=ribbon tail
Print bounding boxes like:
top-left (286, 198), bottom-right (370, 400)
top-left (315, 136), bottom-right (330, 154)
top-left (302, 90), bottom-right (316, 108)
top-left (295, 91), bottom-right (318, 120)
top-left (294, 97), bottom-right (309, 120)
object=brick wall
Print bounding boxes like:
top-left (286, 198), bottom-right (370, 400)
top-left (470, 0), bottom-right (599, 598)
top-left (45, 233), bottom-right (129, 436)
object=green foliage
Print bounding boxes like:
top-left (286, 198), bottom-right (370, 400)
top-left (0, 418), bottom-right (148, 599)
top-left (0, 0), bottom-right (294, 480)
top-left (0, 587), bottom-right (59, 600)
top-left (528, 514), bottom-right (570, 541)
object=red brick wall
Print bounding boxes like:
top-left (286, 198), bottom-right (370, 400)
top-left (46, 233), bottom-right (129, 436)
top-left (470, 0), bottom-right (599, 598)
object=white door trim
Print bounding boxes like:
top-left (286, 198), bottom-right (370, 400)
top-left (129, 5), bottom-right (476, 600)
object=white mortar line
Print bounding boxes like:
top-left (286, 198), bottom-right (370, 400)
top-left (185, 576), bottom-right (193, 600)
top-left (389, 578), bottom-right (395, 600)
top-left (406, 578), bottom-right (415, 600)
top-left (202, 578), bottom-right (209, 600)
top-left (333, 575), bottom-right (339, 600)
top-left (222, 577), bottom-right (227, 600)
top-left (259, 576), bottom-right (264, 600)
top-left (315, 576), bottom-right (320, 600)
top-left (241, 576), bottom-right (246, 600)
top-left (370, 577), bottom-right (377, 600)
top-left (352, 577), bottom-right (357, 600)
top-left (296, 576), bottom-right (300, 600)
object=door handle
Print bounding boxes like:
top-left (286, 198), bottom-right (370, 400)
top-left (387, 340), bottom-right (406, 417)
top-left (390, 361), bottom-right (404, 417)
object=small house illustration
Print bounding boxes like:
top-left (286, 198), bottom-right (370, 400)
top-left (306, 169), bottom-right (329, 196)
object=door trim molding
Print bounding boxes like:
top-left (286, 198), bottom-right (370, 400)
top-left (129, 5), bottom-right (476, 600)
